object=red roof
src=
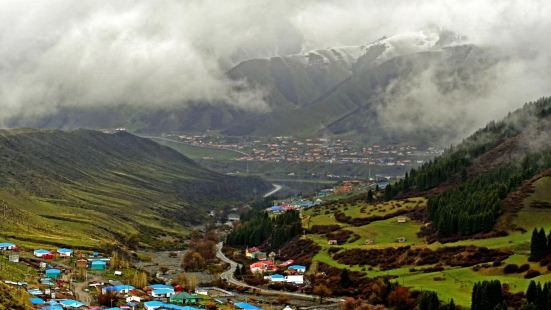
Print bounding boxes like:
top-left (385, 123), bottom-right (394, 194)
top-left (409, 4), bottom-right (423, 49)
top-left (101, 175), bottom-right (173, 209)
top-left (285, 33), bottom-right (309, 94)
top-left (250, 261), bottom-right (276, 270)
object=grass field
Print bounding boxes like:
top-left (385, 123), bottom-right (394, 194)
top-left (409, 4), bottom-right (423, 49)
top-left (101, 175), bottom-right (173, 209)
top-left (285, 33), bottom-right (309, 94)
top-left (300, 179), bottom-right (551, 307)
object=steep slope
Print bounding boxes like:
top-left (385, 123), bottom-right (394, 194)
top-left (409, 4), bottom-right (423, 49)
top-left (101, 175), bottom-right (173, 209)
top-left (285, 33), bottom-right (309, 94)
top-left (388, 97), bottom-right (551, 239)
top-left (0, 129), bottom-right (269, 249)
top-left (225, 41), bottom-right (498, 144)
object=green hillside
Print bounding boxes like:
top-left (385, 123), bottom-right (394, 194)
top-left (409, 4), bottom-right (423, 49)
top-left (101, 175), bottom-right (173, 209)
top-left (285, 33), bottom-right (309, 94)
top-left (0, 129), bottom-right (269, 249)
top-left (290, 97), bottom-right (551, 307)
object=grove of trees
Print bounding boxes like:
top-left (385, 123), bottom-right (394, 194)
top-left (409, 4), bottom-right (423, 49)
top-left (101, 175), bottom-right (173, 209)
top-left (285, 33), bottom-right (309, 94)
top-left (226, 210), bottom-right (301, 248)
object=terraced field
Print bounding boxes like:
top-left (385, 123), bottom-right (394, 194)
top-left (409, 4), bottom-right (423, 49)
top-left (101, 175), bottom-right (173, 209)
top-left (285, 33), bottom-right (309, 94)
top-left (300, 181), bottom-right (551, 307)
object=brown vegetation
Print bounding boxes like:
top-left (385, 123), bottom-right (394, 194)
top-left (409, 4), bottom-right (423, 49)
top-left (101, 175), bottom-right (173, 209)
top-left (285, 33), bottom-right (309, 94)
top-left (279, 238), bottom-right (321, 265)
top-left (333, 246), bottom-right (511, 270)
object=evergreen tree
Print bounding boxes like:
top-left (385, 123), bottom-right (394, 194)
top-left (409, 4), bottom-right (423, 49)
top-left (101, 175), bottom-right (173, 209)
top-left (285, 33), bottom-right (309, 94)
top-left (530, 228), bottom-right (549, 260)
top-left (446, 299), bottom-right (456, 310)
top-left (339, 269), bottom-right (352, 288)
top-left (418, 291), bottom-right (439, 310)
top-left (526, 281), bottom-right (539, 305)
top-left (384, 184), bottom-right (393, 201)
top-left (367, 190), bottom-right (374, 203)
top-left (471, 280), bottom-right (503, 310)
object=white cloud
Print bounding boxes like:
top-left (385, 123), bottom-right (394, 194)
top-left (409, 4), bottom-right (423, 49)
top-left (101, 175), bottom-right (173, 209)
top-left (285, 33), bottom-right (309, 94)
top-left (0, 0), bottom-right (550, 132)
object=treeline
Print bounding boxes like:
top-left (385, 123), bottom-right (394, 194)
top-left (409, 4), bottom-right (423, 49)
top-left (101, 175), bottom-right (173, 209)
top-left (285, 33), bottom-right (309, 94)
top-left (471, 280), bottom-right (506, 310)
top-left (226, 210), bottom-right (301, 248)
top-left (530, 227), bottom-right (551, 261)
top-left (385, 97), bottom-right (551, 237)
top-left (526, 281), bottom-right (551, 309)
top-left (471, 279), bottom-right (551, 309)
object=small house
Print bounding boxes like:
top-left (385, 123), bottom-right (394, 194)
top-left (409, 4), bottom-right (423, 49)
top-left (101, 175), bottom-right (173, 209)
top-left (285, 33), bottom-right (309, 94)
top-left (397, 237), bottom-right (407, 243)
top-left (57, 248), bottom-right (73, 257)
top-left (45, 268), bottom-right (62, 279)
top-left (328, 240), bottom-right (337, 245)
top-left (149, 284), bottom-right (175, 298)
top-left (288, 265), bottom-right (306, 274)
top-left (397, 217), bottom-right (407, 223)
top-left (266, 274), bottom-right (285, 282)
top-left (250, 261), bottom-right (276, 273)
top-left (90, 260), bottom-right (107, 270)
top-left (152, 287), bottom-right (175, 298)
top-left (365, 239), bottom-right (374, 245)
top-left (170, 292), bottom-right (200, 305)
top-left (0, 242), bottom-right (16, 251)
top-left (102, 285), bottom-right (135, 294)
top-left (33, 249), bottom-right (51, 258)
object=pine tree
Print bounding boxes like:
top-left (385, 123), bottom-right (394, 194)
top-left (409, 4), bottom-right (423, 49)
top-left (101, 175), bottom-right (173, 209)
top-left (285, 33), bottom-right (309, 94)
top-left (446, 299), bottom-right (455, 310)
top-left (367, 190), bottom-right (374, 203)
top-left (339, 269), bottom-right (352, 288)
top-left (526, 281), bottom-right (539, 304)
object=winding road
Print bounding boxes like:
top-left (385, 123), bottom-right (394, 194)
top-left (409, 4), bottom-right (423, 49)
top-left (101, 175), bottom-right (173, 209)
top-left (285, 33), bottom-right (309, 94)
top-left (215, 243), bottom-right (342, 303)
top-left (263, 184), bottom-right (282, 198)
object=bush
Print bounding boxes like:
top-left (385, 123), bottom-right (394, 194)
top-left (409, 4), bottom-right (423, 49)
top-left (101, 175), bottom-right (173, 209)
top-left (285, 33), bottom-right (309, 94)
top-left (524, 270), bottom-right (541, 279)
top-left (503, 264), bottom-right (519, 274)
top-left (519, 264), bottom-right (530, 273)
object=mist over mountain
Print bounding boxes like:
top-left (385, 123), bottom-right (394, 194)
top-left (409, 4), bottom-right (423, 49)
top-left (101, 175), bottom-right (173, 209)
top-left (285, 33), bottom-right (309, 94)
top-left (1, 1), bottom-right (551, 145)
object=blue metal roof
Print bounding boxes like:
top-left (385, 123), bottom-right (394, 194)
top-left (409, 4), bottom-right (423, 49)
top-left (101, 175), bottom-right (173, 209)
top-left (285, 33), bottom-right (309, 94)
top-left (57, 248), bottom-right (72, 253)
top-left (45, 268), bottom-right (61, 273)
top-left (149, 284), bottom-right (174, 289)
top-left (288, 265), bottom-right (306, 270)
top-left (235, 302), bottom-right (261, 310)
top-left (91, 260), bottom-right (106, 264)
top-left (271, 274), bottom-right (285, 278)
top-left (30, 297), bottom-right (45, 305)
top-left (0, 242), bottom-right (15, 247)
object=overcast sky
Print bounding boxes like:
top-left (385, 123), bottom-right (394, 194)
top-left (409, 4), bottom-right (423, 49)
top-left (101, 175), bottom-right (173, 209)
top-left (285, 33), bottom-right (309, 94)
top-left (0, 0), bottom-right (550, 128)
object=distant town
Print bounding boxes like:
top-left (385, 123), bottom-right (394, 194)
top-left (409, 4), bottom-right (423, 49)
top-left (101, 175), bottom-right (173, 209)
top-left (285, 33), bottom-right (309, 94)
top-left (162, 134), bottom-right (443, 168)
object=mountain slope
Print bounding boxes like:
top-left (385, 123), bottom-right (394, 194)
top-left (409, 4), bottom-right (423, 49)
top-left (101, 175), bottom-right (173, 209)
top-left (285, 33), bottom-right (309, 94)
top-left (7, 31), bottom-right (501, 145)
top-left (0, 129), bottom-right (269, 249)
top-left (388, 97), bottom-right (551, 239)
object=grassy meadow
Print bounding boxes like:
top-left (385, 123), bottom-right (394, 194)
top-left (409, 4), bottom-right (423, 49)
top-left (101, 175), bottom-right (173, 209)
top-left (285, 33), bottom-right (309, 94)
top-left (301, 178), bottom-right (551, 307)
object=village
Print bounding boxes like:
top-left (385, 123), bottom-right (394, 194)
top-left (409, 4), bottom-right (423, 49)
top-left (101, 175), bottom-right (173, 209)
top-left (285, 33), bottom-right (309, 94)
top-left (163, 134), bottom-right (441, 167)
top-left (0, 241), bottom-right (310, 310)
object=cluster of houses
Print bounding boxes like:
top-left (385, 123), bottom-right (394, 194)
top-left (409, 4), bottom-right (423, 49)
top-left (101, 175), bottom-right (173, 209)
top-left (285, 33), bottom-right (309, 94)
top-left (33, 248), bottom-right (110, 271)
top-left (1, 241), bottom-right (269, 310)
top-left (245, 247), bottom-right (306, 286)
top-left (267, 199), bottom-right (318, 214)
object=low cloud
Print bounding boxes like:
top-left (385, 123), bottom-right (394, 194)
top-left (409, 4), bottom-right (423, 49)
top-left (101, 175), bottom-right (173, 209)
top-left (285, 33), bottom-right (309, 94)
top-left (0, 0), bottom-right (550, 134)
